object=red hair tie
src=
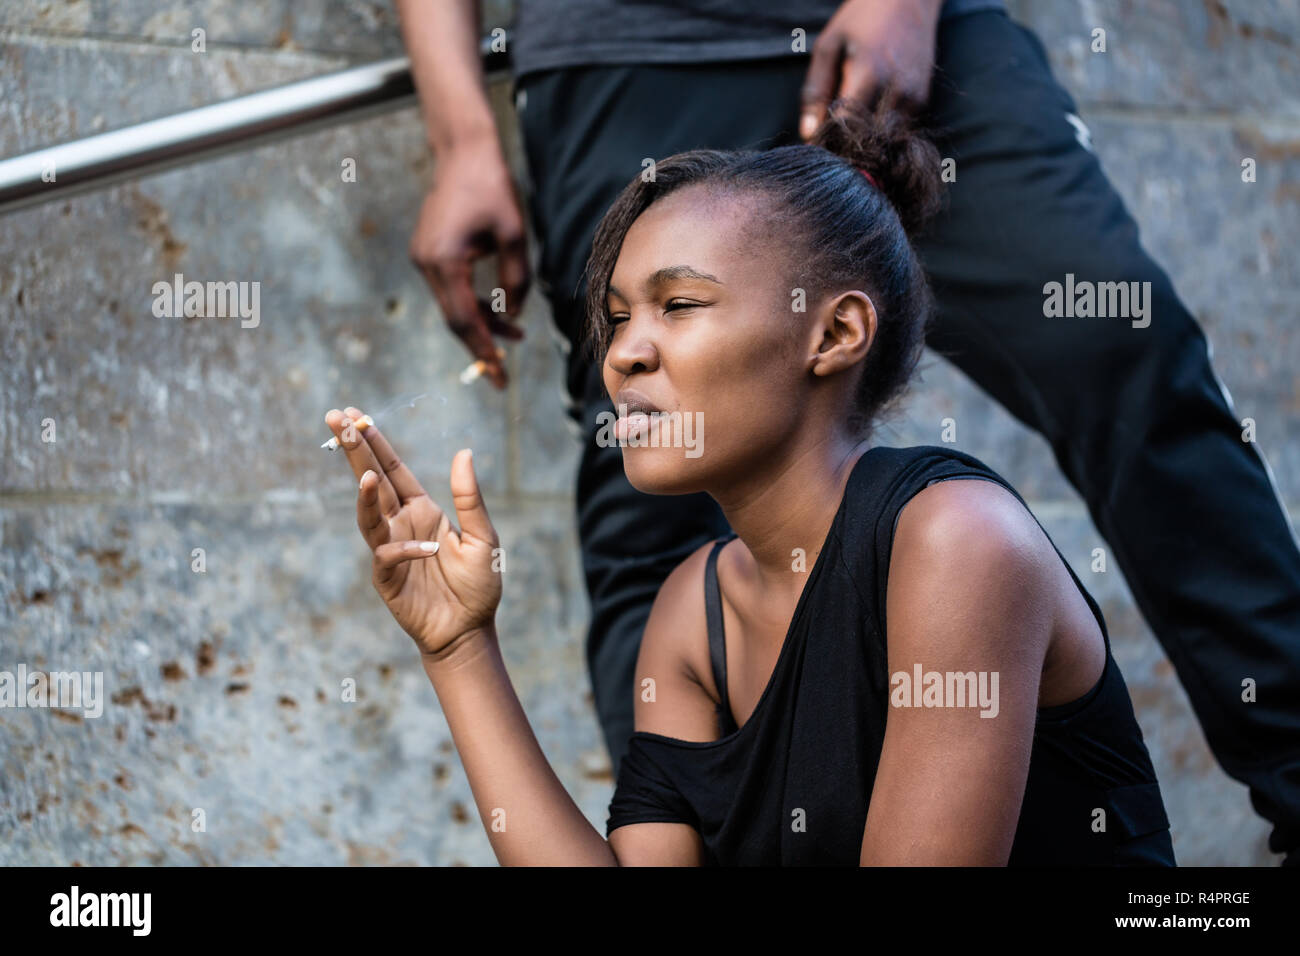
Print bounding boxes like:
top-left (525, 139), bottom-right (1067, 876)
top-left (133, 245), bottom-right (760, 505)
top-left (858, 166), bottom-right (880, 190)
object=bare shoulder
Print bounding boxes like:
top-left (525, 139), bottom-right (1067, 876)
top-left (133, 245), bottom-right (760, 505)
top-left (894, 476), bottom-right (1046, 566)
top-left (893, 476), bottom-right (1107, 706)
top-left (887, 476), bottom-right (1061, 660)
top-left (632, 539), bottom-right (726, 741)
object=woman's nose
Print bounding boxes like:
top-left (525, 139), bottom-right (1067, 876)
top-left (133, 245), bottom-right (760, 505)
top-left (605, 316), bottom-right (660, 376)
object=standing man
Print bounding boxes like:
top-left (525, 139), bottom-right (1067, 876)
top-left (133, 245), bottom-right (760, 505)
top-left (394, 0), bottom-right (1300, 862)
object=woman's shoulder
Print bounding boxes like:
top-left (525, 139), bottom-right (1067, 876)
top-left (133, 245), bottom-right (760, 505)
top-left (643, 541), bottom-right (718, 654)
top-left (656, 537), bottom-right (727, 610)
top-left (882, 474), bottom-right (1064, 690)
top-left (842, 443), bottom-right (1027, 557)
top-left (856, 443), bottom-right (1016, 495)
top-left (637, 537), bottom-right (730, 716)
top-left (866, 444), bottom-right (1044, 575)
top-left (884, 450), bottom-right (1096, 646)
top-left (842, 444), bottom-right (1060, 636)
top-left (891, 473), bottom-right (1042, 564)
top-left (881, 454), bottom-right (1112, 717)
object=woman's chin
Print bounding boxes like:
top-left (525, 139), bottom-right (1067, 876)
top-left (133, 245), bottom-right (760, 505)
top-left (622, 452), bottom-right (704, 496)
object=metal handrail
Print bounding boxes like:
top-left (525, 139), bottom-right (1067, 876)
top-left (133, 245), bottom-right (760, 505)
top-left (0, 34), bottom-right (509, 216)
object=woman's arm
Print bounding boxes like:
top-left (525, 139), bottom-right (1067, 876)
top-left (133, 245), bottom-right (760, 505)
top-left (422, 627), bottom-right (617, 865)
top-left (606, 546), bottom-right (722, 865)
top-left (861, 477), bottom-right (1057, 865)
top-left (324, 406), bottom-right (614, 865)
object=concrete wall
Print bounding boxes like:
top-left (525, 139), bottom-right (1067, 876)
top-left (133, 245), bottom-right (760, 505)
top-left (1, 0), bottom-right (1296, 865)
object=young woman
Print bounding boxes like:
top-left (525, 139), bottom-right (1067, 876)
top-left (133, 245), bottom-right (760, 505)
top-left (323, 101), bottom-right (1175, 866)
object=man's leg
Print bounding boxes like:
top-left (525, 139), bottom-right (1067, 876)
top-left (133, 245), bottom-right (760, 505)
top-left (917, 10), bottom-right (1300, 860)
top-left (515, 60), bottom-right (809, 773)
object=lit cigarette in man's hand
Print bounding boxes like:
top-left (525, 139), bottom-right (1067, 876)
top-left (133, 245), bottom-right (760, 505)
top-left (460, 347), bottom-right (507, 385)
top-left (321, 415), bottom-right (373, 451)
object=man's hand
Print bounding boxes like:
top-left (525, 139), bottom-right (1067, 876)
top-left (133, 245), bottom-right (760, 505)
top-left (799, 0), bottom-right (944, 140)
top-left (396, 0), bottom-right (529, 390)
top-left (408, 138), bottom-right (530, 391)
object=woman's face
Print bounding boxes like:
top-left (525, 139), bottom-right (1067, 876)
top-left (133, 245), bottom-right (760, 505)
top-left (601, 185), bottom-right (819, 496)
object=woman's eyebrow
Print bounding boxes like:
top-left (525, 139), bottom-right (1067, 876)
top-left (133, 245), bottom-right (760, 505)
top-left (608, 265), bottom-right (723, 302)
top-left (647, 265), bottom-right (723, 288)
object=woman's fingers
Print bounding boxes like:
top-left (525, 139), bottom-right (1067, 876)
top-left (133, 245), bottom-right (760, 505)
top-left (325, 408), bottom-right (400, 516)
top-left (373, 538), bottom-right (440, 587)
top-left (342, 405), bottom-right (428, 505)
top-left (356, 470), bottom-right (391, 550)
top-left (449, 448), bottom-right (497, 545)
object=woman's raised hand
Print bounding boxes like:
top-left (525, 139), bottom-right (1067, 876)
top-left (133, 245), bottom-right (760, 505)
top-left (324, 406), bottom-right (502, 659)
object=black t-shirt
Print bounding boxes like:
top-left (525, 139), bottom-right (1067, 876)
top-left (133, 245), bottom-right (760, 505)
top-left (605, 444), bottom-right (1176, 865)
top-left (511, 0), bottom-right (1006, 78)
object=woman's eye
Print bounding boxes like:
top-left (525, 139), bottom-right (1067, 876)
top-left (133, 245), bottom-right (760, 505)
top-left (608, 301), bottom-right (701, 326)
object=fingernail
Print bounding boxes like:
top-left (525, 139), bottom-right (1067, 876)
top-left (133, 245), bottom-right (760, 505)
top-left (800, 112), bottom-right (816, 138)
top-left (360, 470), bottom-right (371, 489)
top-left (419, 541), bottom-right (439, 553)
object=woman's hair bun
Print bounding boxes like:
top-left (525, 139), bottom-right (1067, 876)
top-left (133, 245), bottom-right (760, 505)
top-left (810, 95), bottom-right (945, 235)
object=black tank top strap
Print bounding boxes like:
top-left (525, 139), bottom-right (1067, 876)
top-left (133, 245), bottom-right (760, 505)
top-left (705, 533), bottom-right (740, 736)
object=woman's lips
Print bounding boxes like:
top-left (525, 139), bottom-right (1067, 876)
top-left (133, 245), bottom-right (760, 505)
top-left (613, 409), bottom-right (653, 442)
top-left (612, 389), bottom-right (664, 443)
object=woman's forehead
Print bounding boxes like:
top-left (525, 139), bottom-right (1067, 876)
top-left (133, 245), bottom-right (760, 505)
top-left (612, 188), bottom-right (778, 290)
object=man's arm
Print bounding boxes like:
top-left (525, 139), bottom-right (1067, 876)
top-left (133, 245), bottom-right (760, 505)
top-left (396, 0), bottom-right (496, 156)
top-left (395, 0), bottom-right (529, 390)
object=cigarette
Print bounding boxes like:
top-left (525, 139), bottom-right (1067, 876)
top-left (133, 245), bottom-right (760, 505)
top-left (321, 414), bottom-right (373, 451)
top-left (459, 347), bottom-right (507, 385)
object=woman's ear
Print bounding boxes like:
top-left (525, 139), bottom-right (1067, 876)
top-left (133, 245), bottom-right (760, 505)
top-left (809, 290), bottom-right (877, 378)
